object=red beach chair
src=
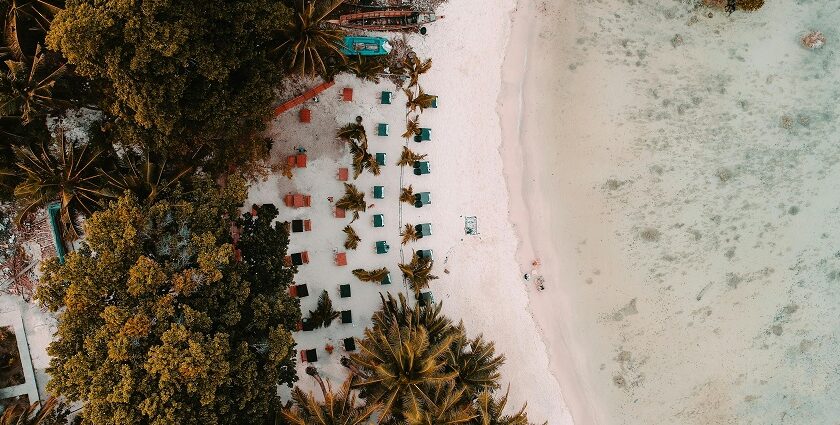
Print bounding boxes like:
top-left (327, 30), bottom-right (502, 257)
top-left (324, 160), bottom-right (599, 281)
top-left (335, 208), bottom-right (346, 218)
top-left (296, 154), bottom-right (307, 168)
top-left (301, 251), bottom-right (310, 264)
top-left (338, 168), bottom-right (349, 181)
top-left (342, 87), bottom-right (353, 102)
top-left (283, 194), bottom-right (294, 207)
top-left (299, 108), bottom-right (311, 123)
top-left (303, 219), bottom-right (312, 231)
top-left (335, 252), bottom-right (347, 266)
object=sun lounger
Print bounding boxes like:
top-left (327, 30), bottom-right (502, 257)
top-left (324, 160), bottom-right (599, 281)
top-left (414, 192), bottom-right (430, 208)
top-left (291, 283), bottom-right (309, 297)
top-left (415, 223), bottom-right (432, 238)
top-left (381, 91), bottom-right (392, 104)
top-left (301, 319), bottom-right (314, 332)
top-left (375, 241), bottom-right (389, 254)
top-left (381, 272), bottom-right (392, 285)
top-left (373, 186), bottom-right (384, 199)
top-left (373, 214), bottom-right (384, 228)
top-left (341, 310), bottom-right (352, 324)
top-left (291, 219), bottom-right (312, 233)
top-left (296, 154), bottom-right (307, 168)
top-left (287, 155), bottom-right (296, 167)
top-left (299, 108), bottom-right (311, 123)
top-left (335, 252), bottom-right (347, 266)
top-left (342, 87), bottom-right (353, 102)
top-left (418, 291), bottom-right (434, 307)
top-left (375, 152), bottom-right (386, 166)
top-left (413, 161), bottom-right (430, 175)
top-left (340, 284), bottom-right (351, 298)
top-left (416, 249), bottom-right (433, 260)
top-left (377, 123), bottom-right (389, 136)
top-left (287, 251), bottom-right (309, 266)
top-left (343, 337), bottom-right (356, 351)
top-left (301, 348), bottom-right (317, 362)
top-left (414, 128), bottom-right (431, 142)
top-left (335, 207), bottom-right (346, 218)
top-left (338, 168), bottom-right (349, 181)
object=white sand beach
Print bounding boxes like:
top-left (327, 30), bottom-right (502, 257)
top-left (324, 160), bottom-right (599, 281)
top-left (504, 0), bottom-right (840, 424)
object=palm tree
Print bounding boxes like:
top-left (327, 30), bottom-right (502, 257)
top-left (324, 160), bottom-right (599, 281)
top-left (372, 292), bottom-right (454, 343)
top-left (2, 0), bottom-right (64, 61)
top-left (0, 44), bottom-right (67, 124)
top-left (280, 373), bottom-right (380, 425)
top-left (401, 223), bottom-right (418, 245)
top-left (307, 290), bottom-right (340, 329)
top-left (351, 321), bottom-right (457, 421)
top-left (402, 115), bottom-right (421, 140)
top-left (473, 387), bottom-right (536, 425)
top-left (403, 56), bottom-right (432, 88)
top-left (397, 146), bottom-right (426, 167)
top-left (336, 122), bottom-right (366, 143)
top-left (103, 151), bottom-right (195, 204)
top-left (344, 55), bottom-right (386, 83)
top-left (447, 323), bottom-right (504, 396)
top-left (399, 185), bottom-right (414, 205)
top-left (405, 87), bottom-right (438, 114)
top-left (399, 253), bottom-right (438, 295)
top-left (335, 182), bottom-right (366, 222)
top-left (404, 382), bottom-right (477, 425)
top-left (13, 131), bottom-right (108, 237)
top-left (351, 267), bottom-right (389, 283)
top-left (274, 0), bottom-right (346, 76)
top-left (0, 396), bottom-right (62, 425)
top-left (343, 225), bottom-right (360, 250)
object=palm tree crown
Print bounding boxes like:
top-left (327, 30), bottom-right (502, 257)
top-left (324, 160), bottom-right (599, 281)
top-left (0, 44), bottom-right (66, 124)
top-left (274, 0), bottom-right (345, 76)
top-left (399, 253), bottom-right (438, 295)
top-left (280, 373), bottom-right (380, 425)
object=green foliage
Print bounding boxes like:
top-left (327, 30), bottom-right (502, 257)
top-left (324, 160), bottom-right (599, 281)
top-left (397, 146), bottom-right (426, 167)
top-left (46, 0), bottom-right (291, 156)
top-left (102, 151), bottom-right (197, 205)
top-left (280, 374), bottom-right (379, 424)
top-left (351, 267), bottom-right (388, 283)
top-left (335, 183), bottom-right (366, 222)
top-left (0, 396), bottom-right (72, 425)
top-left (274, 0), bottom-right (345, 76)
top-left (341, 55), bottom-right (386, 83)
top-left (401, 223), bottom-right (418, 245)
top-left (737, 0), bottom-right (764, 10)
top-left (351, 295), bottom-right (540, 424)
top-left (306, 290), bottom-right (339, 329)
top-left (0, 45), bottom-right (67, 124)
top-left (37, 185), bottom-right (300, 424)
top-left (404, 87), bottom-right (437, 115)
top-left (342, 225), bottom-right (360, 250)
top-left (398, 254), bottom-right (438, 295)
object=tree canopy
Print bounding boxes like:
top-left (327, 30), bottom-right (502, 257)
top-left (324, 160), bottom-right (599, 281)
top-left (37, 180), bottom-right (301, 424)
top-left (46, 0), bottom-right (292, 156)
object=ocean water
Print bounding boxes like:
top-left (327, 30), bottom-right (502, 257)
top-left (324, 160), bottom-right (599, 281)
top-left (519, 0), bottom-right (840, 423)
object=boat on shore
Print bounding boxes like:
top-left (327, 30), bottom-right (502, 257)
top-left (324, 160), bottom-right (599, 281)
top-left (327, 10), bottom-right (444, 32)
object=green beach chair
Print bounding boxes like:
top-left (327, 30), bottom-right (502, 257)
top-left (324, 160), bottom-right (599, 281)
top-left (373, 214), bottom-right (384, 228)
top-left (381, 91), bottom-right (392, 104)
top-left (414, 192), bottom-right (431, 208)
top-left (418, 291), bottom-right (434, 307)
top-left (414, 128), bottom-right (431, 142)
top-left (377, 123), bottom-right (389, 136)
top-left (376, 152), bottom-right (386, 166)
top-left (416, 249), bottom-right (433, 260)
top-left (373, 186), bottom-right (384, 199)
top-left (381, 272), bottom-right (392, 285)
top-left (375, 241), bottom-right (390, 254)
top-left (341, 310), bottom-right (352, 324)
top-left (339, 284), bottom-right (351, 298)
top-left (414, 161), bottom-right (430, 175)
top-left (415, 223), bottom-right (432, 238)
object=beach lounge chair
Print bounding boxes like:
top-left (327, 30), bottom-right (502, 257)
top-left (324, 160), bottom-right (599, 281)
top-left (301, 348), bottom-right (317, 362)
top-left (300, 319), bottom-right (315, 331)
top-left (377, 123), bottom-right (389, 136)
top-left (339, 284), bottom-right (351, 298)
top-left (287, 155), bottom-right (296, 167)
top-left (291, 284), bottom-right (309, 298)
top-left (287, 251), bottom-right (310, 266)
top-left (342, 87), bottom-right (353, 102)
top-left (373, 186), bottom-right (384, 199)
top-left (414, 128), bottom-right (431, 142)
top-left (414, 192), bottom-right (431, 208)
top-left (416, 249), bottom-right (433, 260)
top-left (341, 310), bottom-right (352, 324)
top-left (376, 241), bottom-right (389, 254)
top-left (415, 223), bottom-right (432, 238)
top-left (335, 252), bottom-right (347, 266)
top-left (335, 207), bottom-right (346, 218)
top-left (376, 152), bottom-right (386, 166)
top-left (430, 97), bottom-right (438, 108)
top-left (291, 219), bottom-right (312, 233)
top-left (418, 291), bottom-right (434, 307)
top-left (338, 168), bottom-right (349, 181)
top-left (296, 154), bottom-right (307, 168)
top-left (299, 108), bottom-right (311, 123)
top-left (344, 337), bottom-right (356, 351)
top-left (381, 91), bottom-right (392, 104)
top-left (413, 161), bottom-right (430, 175)
top-left (373, 214), bottom-right (384, 228)
top-left (381, 272), bottom-right (392, 285)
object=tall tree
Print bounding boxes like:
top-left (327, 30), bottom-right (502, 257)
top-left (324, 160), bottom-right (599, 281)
top-left (0, 44), bottom-right (67, 124)
top-left (273, 0), bottom-right (345, 77)
top-left (36, 178), bottom-right (301, 424)
top-left (280, 372), bottom-right (379, 425)
top-left (46, 0), bottom-right (291, 156)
